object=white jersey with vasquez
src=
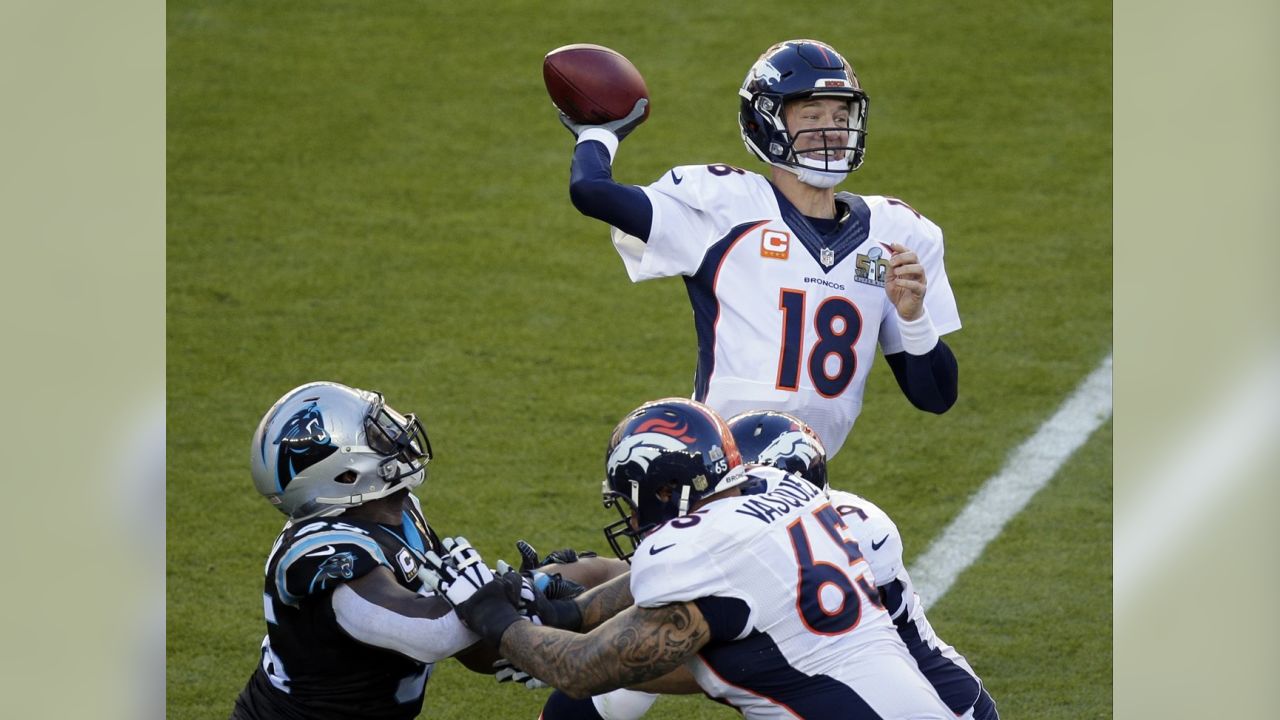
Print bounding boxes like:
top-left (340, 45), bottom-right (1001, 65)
top-left (628, 467), bottom-right (952, 719)
top-left (610, 164), bottom-right (961, 458)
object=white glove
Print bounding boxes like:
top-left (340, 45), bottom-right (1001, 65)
top-left (492, 658), bottom-right (549, 690)
top-left (421, 536), bottom-right (496, 608)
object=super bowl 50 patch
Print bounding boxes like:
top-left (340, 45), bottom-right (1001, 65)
top-left (855, 246), bottom-right (889, 287)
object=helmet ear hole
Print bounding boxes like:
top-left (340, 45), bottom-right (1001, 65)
top-left (334, 470), bottom-right (359, 485)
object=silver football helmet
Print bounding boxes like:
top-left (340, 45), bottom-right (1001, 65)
top-left (250, 381), bottom-right (432, 520)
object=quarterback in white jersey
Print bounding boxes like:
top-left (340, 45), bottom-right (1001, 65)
top-left (421, 398), bottom-right (956, 719)
top-left (562, 39), bottom-right (961, 458)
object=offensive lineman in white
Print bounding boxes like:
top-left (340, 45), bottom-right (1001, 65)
top-left (727, 410), bottom-right (999, 719)
top-left (420, 398), bottom-right (958, 719)
top-left (561, 38), bottom-right (961, 460)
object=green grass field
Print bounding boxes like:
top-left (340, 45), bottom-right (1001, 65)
top-left (168, 1), bottom-right (1111, 717)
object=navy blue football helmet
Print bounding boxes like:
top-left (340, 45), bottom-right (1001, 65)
top-left (738, 39), bottom-right (869, 183)
top-left (727, 410), bottom-right (828, 491)
top-left (602, 398), bottom-right (745, 560)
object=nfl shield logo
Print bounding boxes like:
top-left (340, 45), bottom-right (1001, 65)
top-left (820, 247), bottom-right (835, 267)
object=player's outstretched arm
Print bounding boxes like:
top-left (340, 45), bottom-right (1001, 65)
top-left (568, 138), bottom-right (652, 239)
top-left (499, 601), bottom-right (711, 699)
top-left (568, 570), bottom-right (633, 631)
top-left (559, 98), bottom-right (653, 239)
top-left (331, 566), bottom-right (487, 666)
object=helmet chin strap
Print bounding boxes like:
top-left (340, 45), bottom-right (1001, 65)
top-left (792, 165), bottom-right (848, 189)
top-left (782, 154), bottom-right (851, 189)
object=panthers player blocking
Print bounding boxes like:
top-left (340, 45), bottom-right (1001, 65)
top-left (420, 398), bottom-right (959, 719)
top-left (559, 39), bottom-right (961, 458)
top-left (230, 382), bottom-right (493, 720)
top-left (728, 410), bottom-right (1000, 720)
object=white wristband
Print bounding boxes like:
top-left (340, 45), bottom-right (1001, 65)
top-left (577, 127), bottom-right (619, 163)
top-left (898, 307), bottom-right (939, 355)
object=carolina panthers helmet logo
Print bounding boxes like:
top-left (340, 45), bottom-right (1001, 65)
top-left (272, 402), bottom-right (338, 490)
top-left (607, 433), bottom-right (689, 478)
top-left (759, 431), bottom-right (821, 469)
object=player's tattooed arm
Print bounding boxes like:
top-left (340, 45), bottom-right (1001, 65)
top-left (571, 571), bottom-right (634, 630)
top-left (498, 600), bottom-right (710, 698)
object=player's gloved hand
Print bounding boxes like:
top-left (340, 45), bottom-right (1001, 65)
top-left (559, 98), bottom-right (648, 141)
top-left (492, 658), bottom-right (549, 690)
top-left (516, 539), bottom-right (585, 570)
top-left (495, 559), bottom-right (546, 623)
top-left (515, 540), bottom-right (591, 598)
top-left (422, 537), bottom-right (525, 646)
top-left (496, 559), bottom-right (584, 632)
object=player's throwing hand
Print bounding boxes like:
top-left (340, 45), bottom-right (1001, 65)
top-left (559, 98), bottom-right (649, 140)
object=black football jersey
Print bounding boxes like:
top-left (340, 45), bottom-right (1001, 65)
top-left (230, 493), bottom-right (444, 720)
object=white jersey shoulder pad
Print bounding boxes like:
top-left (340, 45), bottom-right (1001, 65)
top-left (861, 194), bottom-right (944, 247)
top-left (826, 489), bottom-right (905, 587)
top-left (612, 165), bottom-right (777, 281)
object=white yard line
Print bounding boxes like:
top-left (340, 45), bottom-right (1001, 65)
top-left (909, 354), bottom-right (1113, 606)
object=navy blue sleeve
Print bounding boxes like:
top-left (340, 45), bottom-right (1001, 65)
top-left (883, 339), bottom-right (958, 414)
top-left (692, 596), bottom-right (751, 641)
top-left (569, 140), bottom-right (653, 240)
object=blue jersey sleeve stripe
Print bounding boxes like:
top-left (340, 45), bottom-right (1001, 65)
top-left (275, 531), bottom-right (388, 606)
top-left (400, 511), bottom-right (425, 554)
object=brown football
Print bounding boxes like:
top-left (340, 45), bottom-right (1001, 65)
top-left (543, 44), bottom-right (650, 125)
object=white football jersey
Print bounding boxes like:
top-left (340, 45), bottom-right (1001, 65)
top-left (628, 467), bottom-right (952, 719)
top-left (611, 165), bottom-right (961, 458)
top-left (827, 488), bottom-right (992, 718)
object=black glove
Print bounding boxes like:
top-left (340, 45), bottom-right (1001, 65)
top-left (455, 574), bottom-right (526, 646)
top-left (559, 98), bottom-right (649, 141)
top-left (515, 540), bottom-right (589, 600)
top-left (517, 539), bottom-right (598, 568)
top-left (541, 573), bottom-right (587, 601)
top-left (529, 588), bottom-right (583, 632)
top-left (496, 559), bottom-right (585, 633)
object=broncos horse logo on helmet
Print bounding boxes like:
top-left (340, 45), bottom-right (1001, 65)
top-left (601, 398), bottom-right (746, 560)
top-left (727, 410), bottom-right (829, 490)
top-left (606, 432), bottom-right (691, 480)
